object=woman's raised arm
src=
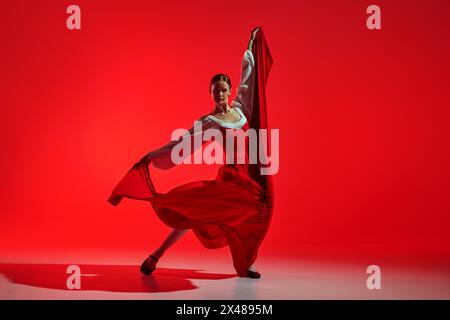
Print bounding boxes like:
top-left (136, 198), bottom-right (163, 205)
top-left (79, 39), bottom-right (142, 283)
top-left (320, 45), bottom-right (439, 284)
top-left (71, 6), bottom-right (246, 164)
top-left (233, 28), bottom-right (259, 122)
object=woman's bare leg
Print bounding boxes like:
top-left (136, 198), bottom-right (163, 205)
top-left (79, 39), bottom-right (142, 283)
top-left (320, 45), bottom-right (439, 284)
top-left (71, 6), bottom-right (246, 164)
top-left (150, 228), bottom-right (189, 260)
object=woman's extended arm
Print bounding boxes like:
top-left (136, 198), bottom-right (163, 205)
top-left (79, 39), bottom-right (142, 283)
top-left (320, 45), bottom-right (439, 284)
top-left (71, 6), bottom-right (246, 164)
top-left (138, 114), bottom-right (217, 168)
top-left (233, 28), bottom-right (259, 121)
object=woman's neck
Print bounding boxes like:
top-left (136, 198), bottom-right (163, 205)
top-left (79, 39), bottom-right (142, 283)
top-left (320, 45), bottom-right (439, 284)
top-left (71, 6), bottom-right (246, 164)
top-left (215, 104), bottom-right (231, 115)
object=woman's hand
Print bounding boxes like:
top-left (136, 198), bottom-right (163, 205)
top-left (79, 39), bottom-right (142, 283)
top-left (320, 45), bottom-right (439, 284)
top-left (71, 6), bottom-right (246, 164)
top-left (248, 27), bottom-right (259, 51)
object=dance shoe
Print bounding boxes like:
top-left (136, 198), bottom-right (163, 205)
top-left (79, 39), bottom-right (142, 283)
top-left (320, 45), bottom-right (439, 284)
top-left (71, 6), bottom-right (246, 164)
top-left (140, 254), bottom-right (159, 275)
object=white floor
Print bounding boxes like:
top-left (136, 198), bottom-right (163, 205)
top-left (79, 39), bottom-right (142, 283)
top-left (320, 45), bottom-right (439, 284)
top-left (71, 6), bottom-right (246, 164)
top-left (1, 250), bottom-right (449, 300)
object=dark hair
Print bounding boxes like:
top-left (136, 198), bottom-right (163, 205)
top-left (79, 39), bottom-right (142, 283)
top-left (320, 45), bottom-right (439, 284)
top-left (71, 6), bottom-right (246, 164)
top-left (209, 73), bottom-right (232, 92)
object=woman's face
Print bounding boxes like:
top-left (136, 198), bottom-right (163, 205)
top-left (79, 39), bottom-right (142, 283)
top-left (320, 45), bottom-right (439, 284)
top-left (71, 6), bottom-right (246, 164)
top-left (211, 80), bottom-right (231, 106)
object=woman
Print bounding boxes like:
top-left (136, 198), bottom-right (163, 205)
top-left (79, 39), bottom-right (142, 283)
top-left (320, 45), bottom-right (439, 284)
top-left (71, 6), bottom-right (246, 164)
top-left (108, 27), bottom-right (274, 279)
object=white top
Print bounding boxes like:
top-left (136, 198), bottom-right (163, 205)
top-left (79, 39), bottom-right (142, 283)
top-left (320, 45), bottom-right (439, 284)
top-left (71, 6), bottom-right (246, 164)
top-left (207, 106), bottom-right (247, 129)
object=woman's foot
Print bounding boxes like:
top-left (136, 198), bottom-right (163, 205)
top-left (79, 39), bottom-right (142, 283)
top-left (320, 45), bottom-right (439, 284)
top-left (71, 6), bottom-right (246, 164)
top-left (140, 254), bottom-right (159, 275)
top-left (246, 269), bottom-right (261, 279)
top-left (246, 264), bottom-right (261, 278)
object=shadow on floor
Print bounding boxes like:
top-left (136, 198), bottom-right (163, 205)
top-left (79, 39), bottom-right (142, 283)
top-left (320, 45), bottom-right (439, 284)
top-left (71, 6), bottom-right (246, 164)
top-left (0, 263), bottom-right (236, 293)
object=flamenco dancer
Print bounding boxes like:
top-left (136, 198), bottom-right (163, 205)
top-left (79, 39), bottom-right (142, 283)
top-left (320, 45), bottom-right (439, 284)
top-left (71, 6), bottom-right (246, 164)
top-left (108, 27), bottom-right (274, 279)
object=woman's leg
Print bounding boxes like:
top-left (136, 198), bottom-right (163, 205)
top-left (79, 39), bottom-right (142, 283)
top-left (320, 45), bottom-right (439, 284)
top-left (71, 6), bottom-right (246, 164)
top-left (150, 228), bottom-right (189, 260)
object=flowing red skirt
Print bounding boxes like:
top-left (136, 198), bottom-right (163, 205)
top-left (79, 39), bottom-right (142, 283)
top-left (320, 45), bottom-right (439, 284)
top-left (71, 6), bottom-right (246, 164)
top-left (146, 163), bottom-right (271, 277)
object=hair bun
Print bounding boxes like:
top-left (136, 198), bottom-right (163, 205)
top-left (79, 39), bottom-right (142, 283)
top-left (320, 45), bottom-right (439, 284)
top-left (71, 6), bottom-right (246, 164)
top-left (210, 73), bottom-right (232, 92)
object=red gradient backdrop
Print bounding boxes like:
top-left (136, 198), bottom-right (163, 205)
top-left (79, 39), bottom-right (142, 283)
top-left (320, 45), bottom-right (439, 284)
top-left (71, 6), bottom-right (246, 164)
top-left (1, 0), bottom-right (449, 265)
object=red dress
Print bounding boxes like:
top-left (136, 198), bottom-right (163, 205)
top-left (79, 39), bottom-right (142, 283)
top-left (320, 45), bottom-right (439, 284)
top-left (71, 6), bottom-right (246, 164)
top-left (108, 27), bottom-right (274, 277)
top-left (149, 111), bottom-right (271, 277)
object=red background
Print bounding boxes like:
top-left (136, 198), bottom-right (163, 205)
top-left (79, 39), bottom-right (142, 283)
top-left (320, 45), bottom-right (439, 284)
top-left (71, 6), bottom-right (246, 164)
top-left (1, 0), bottom-right (449, 266)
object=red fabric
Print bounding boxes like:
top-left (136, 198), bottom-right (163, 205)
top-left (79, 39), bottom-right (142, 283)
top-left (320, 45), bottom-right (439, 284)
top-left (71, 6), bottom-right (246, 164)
top-left (248, 26), bottom-right (275, 212)
top-left (107, 27), bottom-right (274, 277)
